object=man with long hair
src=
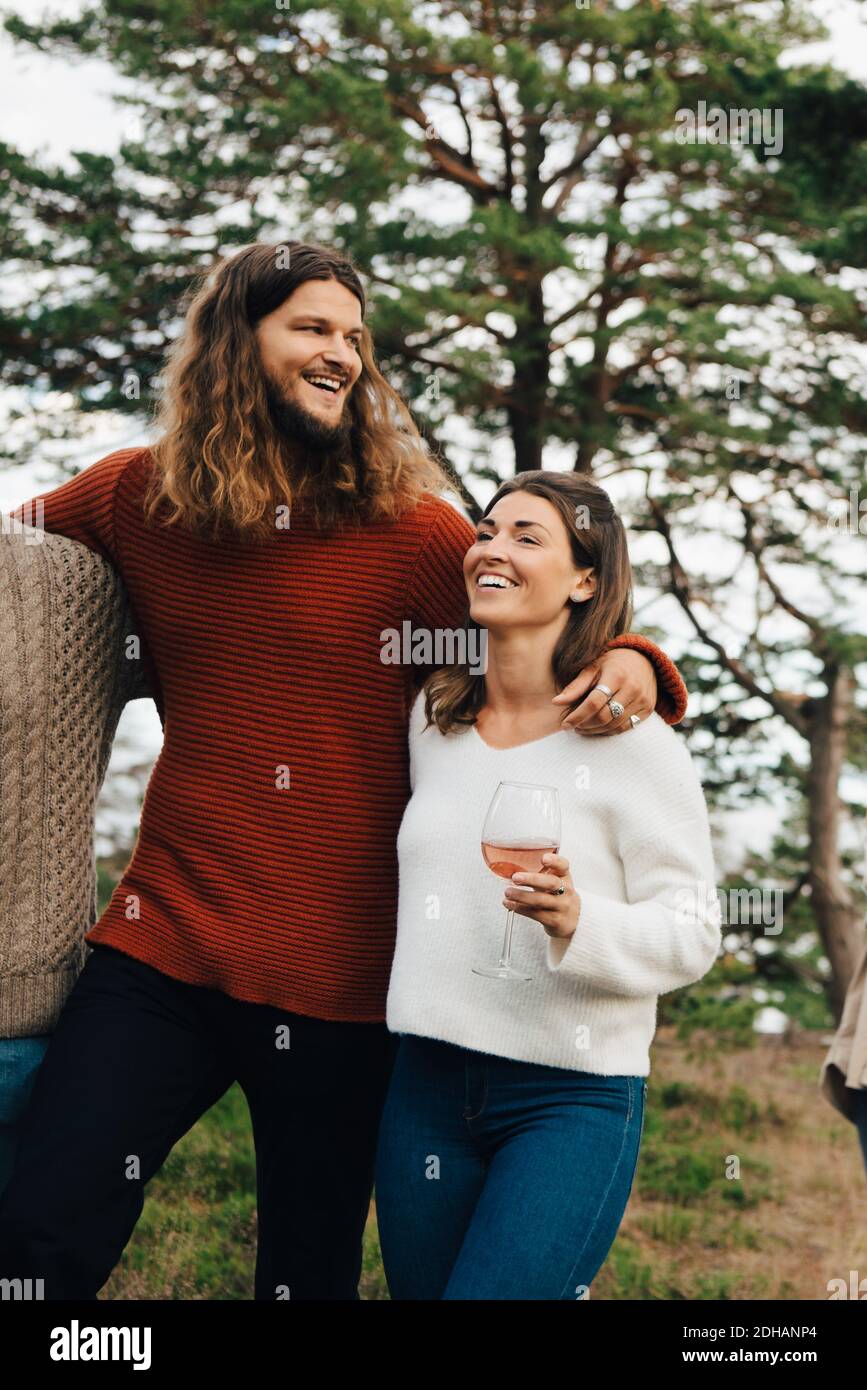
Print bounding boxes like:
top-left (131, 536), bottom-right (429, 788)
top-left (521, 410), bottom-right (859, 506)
top-left (0, 240), bottom-right (687, 1300)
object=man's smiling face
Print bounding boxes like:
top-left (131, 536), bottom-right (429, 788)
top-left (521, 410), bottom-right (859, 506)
top-left (254, 278), bottom-right (365, 448)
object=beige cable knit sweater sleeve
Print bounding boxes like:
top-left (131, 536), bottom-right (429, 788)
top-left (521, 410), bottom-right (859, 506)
top-left (0, 523), bottom-right (151, 1035)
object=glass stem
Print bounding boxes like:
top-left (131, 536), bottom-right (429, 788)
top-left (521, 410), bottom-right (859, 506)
top-left (498, 908), bottom-right (516, 968)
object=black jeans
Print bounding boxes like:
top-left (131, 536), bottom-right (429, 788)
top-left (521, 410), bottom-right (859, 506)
top-left (0, 944), bottom-right (398, 1300)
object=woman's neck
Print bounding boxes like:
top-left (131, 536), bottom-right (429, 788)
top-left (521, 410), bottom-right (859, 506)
top-left (480, 631), bottom-right (559, 718)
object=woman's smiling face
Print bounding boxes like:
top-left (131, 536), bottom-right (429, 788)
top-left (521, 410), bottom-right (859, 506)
top-left (463, 490), bottom-right (596, 630)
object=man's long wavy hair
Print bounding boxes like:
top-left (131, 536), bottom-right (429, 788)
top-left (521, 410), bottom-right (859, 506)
top-left (142, 240), bottom-right (452, 540)
top-left (423, 471), bottom-right (634, 736)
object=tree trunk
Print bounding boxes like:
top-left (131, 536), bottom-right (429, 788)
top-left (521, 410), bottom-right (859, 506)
top-left (806, 665), bottom-right (864, 1023)
top-left (506, 276), bottom-right (548, 473)
top-left (506, 122), bottom-right (550, 475)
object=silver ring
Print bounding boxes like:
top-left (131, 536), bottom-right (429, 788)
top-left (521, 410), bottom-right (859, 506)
top-left (595, 684), bottom-right (614, 698)
top-left (629, 714), bottom-right (641, 728)
top-left (607, 699), bottom-right (625, 720)
top-left (556, 885), bottom-right (565, 895)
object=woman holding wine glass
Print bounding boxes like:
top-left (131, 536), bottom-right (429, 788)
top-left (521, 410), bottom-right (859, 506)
top-left (374, 469), bottom-right (723, 1300)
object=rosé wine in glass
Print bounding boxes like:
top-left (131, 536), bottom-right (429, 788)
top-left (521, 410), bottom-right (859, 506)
top-left (474, 782), bottom-right (561, 981)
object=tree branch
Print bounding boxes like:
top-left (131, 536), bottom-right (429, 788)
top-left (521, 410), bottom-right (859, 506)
top-left (390, 94), bottom-right (498, 199)
top-left (646, 493), bottom-right (811, 736)
top-left (732, 485), bottom-right (836, 662)
top-left (543, 130), bottom-right (607, 216)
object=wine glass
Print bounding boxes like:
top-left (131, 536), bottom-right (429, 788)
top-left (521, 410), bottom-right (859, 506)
top-left (473, 780), bottom-right (561, 980)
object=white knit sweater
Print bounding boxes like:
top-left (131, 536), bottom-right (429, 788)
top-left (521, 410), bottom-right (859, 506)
top-left (386, 690), bottom-right (723, 1076)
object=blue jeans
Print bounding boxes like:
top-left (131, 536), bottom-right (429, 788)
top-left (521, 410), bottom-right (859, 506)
top-left (0, 945), bottom-right (398, 1299)
top-left (374, 1033), bottom-right (646, 1299)
top-left (0, 1036), bottom-right (51, 1197)
top-left (854, 1089), bottom-right (867, 1175)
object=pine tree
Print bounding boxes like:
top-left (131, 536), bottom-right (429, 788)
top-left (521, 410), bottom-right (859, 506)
top-left (2, 0), bottom-right (865, 1012)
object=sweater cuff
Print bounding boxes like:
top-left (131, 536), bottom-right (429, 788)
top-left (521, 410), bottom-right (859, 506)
top-left (544, 888), bottom-right (627, 988)
top-left (606, 633), bottom-right (688, 725)
top-left (545, 884), bottom-right (722, 995)
top-left (544, 889), bottom-right (600, 978)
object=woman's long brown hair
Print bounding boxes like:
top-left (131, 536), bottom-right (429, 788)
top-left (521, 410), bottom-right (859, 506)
top-left (142, 240), bottom-right (452, 541)
top-left (423, 471), bottom-right (634, 735)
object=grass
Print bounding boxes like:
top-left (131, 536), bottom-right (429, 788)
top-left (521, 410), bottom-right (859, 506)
top-left (97, 1024), bottom-right (867, 1300)
top-left (592, 1027), bottom-right (867, 1301)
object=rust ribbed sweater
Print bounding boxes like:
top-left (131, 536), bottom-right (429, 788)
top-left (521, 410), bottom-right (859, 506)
top-left (12, 447), bottom-right (688, 1021)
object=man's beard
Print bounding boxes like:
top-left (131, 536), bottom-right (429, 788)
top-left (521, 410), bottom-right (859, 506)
top-left (262, 372), bottom-right (362, 529)
top-left (264, 373), bottom-right (352, 451)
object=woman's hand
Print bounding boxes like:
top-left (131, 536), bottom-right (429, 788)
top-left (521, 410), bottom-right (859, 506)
top-left (551, 648), bottom-right (656, 735)
top-left (503, 852), bottom-right (581, 941)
